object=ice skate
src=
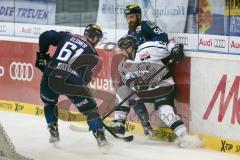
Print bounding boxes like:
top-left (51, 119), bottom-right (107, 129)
top-left (176, 133), bottom-right (203, 148)
top-left (48, 123), bottom-right (60, 143)
top-left (93, 129), bottom-right (108, 148)
top-left (144, 126), bottom-right (153, 137)
top-left (109, 120), bottom-right (126, 135)
top-left (142, 122), bottom-right (155, 139)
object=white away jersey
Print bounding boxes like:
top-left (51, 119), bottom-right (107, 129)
top-left (118, 41), bottom-right (175, 90)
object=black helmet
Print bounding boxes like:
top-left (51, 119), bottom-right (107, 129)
top-left (118, 35), bottom-right (137, 60)
top-left (124, 3), bottom-right (141, 16)
top-left (84, 24), bottom-right (103, 40)
top-left (118, 35), bottom-right (137, 50)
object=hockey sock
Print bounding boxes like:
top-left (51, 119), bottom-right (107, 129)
top-left (133, 101), bottom-right (149, 127)
top-left (158, 105), bottom-right (187, 137)
top-left (44, 103), bottom-right (58, 124)
top-left (87, 110), bottom-right (103, 132)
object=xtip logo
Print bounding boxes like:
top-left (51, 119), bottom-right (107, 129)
top-left (14, 103), bottom-right (24, 112)
top-left (68, 112), bottom-right (77, 121)
top-left (203, 74), bottom-right (240, 125)
top-left (35, 106), bottom-right (43, 115)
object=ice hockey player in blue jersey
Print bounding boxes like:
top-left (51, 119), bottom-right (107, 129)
top-left (110, 3), bottom-right (170, 137)
top-left (35, 24), bottom-right (108, 147)
top-left (125, 3), bottom-right (169, 46)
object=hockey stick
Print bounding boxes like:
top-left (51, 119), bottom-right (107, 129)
top-left (100, 87), bottom-right (137, 141)
top-left (102, 91), bottom-right (135, 120)
top-left (103, 123), bottom-right (134, 142)
top-left (69, 123), bottom-right (134, 142)
top-left (69, 59), bottom-right (175, 142)
top-left (102, 94), bottom-right (135, 142)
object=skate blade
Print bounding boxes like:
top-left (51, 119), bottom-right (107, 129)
top-left (49, 137), bottom-right (60, 144)
top-left (176, 134), bottom-right (203, 148)
top-left (98, 140), bottom-right (111, 154)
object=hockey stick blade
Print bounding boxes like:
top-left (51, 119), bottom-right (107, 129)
top-left (69, 123), bottom-right (133, 142)
top-left (103, 123), bottom-right (134, 142)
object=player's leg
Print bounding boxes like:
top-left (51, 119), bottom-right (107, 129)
top-left (109, 85), bottom-right (132, 134)
top-left (132, 100), bottom-right (153, 136)
top-left (110, 106), bottom-right (130, 135)
top-left (68, 88), bottom-right (107, 147)
top-left (154, 86), bottom-right (187, 137)
top-left (154, 85), bottom-right (202, 148)
top-left (40, 76), bottom-right (60, 143)
top-left (110, 85), bottom-right (152, 135)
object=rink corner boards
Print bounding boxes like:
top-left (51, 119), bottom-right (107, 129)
top-left (0, 99), bottom-right (239, 155)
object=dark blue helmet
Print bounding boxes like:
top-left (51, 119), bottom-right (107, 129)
top-left (84, 24), bottom-right (103, 40)
top-left (124, 3), bottom-right (141, 16)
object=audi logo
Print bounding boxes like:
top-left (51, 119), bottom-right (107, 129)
top-left (174, 37), bottom-right (188, 45)
top-left (33, 27), bottom-right (41, 35)
top-left (0, 65), bottom-right (4, 77)
top-left (0, 25), bottom-right (7, 32)
top-left (9, 62), bottom-right (34, 81)
top-left (213, 39), bottom-right (226, 48)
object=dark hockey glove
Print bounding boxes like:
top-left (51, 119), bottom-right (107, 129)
top-left (170, 44), bottom-right (184, 62)
top-left (35, 52), bottom-right (51, 72)
top-left (127, 78), bottom-right (149, 92)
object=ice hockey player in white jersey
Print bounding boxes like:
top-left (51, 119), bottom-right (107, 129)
top-left (110, 3), bottom-right (170, 137)
top-left (112, 35), bottom-right (202, 148)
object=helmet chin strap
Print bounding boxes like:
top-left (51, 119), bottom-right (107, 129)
top-left (86, 36), bottom-right (98, 46)
top-left (132, 50), bottom-right (136, 60)
top-left (128, 48), bottom-right (136, 60)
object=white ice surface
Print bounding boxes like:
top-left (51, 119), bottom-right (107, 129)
top-left (0, 111), bottom-right (239, 160)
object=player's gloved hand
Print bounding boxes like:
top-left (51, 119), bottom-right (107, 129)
top-left (35, 52), bottom-right (51, 72)
top-left (127, 78), bottom-right (149, 92)
top-left (170, 44), bottom-right (184, 62)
